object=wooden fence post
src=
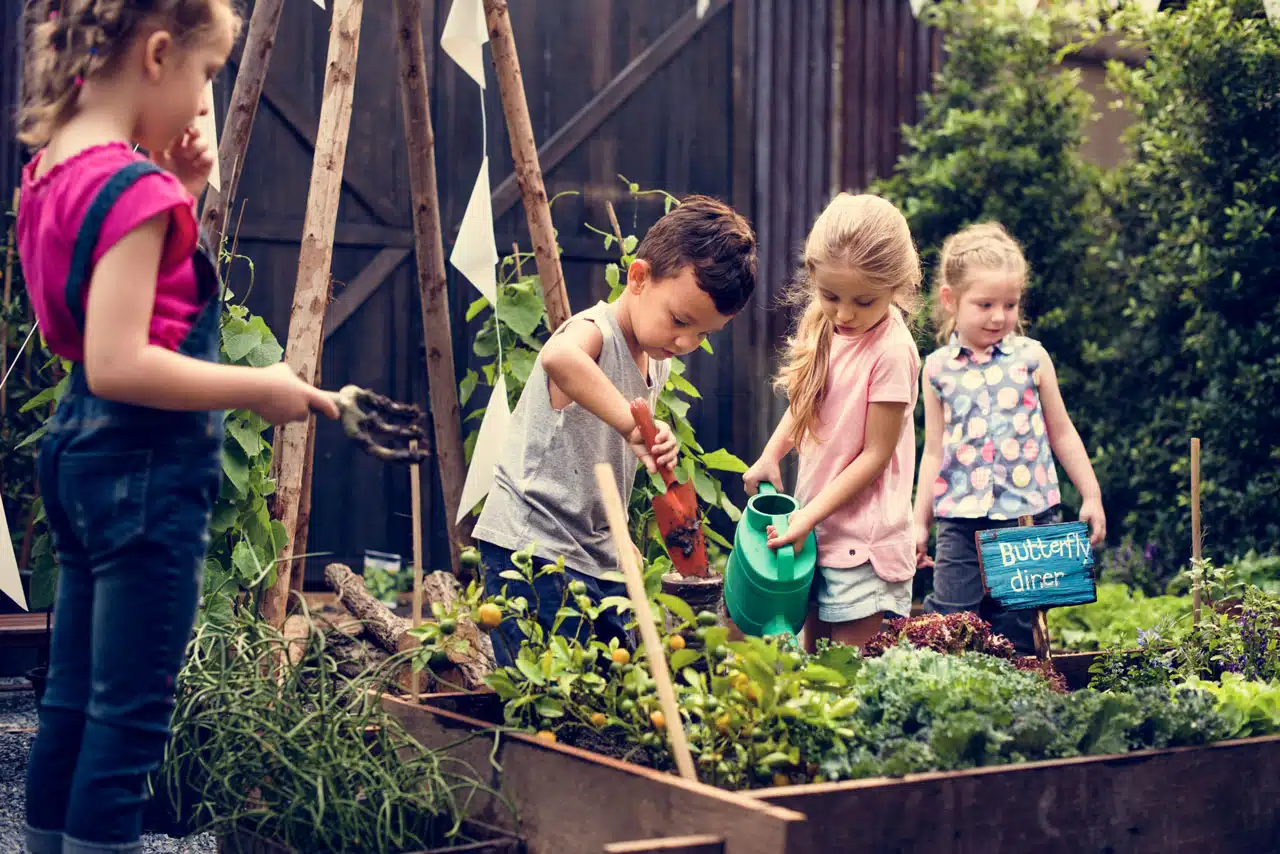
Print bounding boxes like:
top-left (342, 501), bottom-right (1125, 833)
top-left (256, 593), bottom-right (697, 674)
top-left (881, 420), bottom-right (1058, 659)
top-left (483, 0), bottom-right (572, 332)
top-left (392, 0), bottom-right (470, 574)
top-left (262, 0), bottom-right (365, 627)
top-left (199, 0), bottom-right (287, 254)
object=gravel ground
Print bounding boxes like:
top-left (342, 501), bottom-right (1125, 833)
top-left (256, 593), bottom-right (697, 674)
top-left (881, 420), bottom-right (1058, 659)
top-left (0, 679), bottom-right (216, 854)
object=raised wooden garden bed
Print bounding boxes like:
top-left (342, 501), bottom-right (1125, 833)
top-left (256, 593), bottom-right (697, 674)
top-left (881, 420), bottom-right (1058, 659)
top-left (219, 819), bottom-right (522, 853)
top-left (384, 691), bottom-right (1280, 854)
top-left (380, 694), bottom-right (807, 854)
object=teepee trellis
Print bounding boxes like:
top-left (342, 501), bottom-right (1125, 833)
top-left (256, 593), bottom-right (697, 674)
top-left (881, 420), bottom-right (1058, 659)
top-left (253, 0), bottom-right (575, 626)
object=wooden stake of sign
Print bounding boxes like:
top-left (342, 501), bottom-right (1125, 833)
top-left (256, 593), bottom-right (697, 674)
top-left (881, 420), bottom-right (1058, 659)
top-left (483, 0), bottom-right (573, 332)
top-left (199, 0), bottom-right (286, 255)
top-left (1191, 437), bottom-right (1202, 625)
top-left (392, 0), bottom-right (470, 574)
top-left (1019, 515), bottom-right (1054, 661)
top-left (410, 440), bottom-right (425, 701)
top-left (262, 0), bottom-right (365, 628)
top-left (595, 464), bottom-right (697, 782)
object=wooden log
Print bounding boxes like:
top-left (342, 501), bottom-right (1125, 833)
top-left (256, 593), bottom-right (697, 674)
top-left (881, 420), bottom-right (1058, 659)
top-left (199, 0), bottom-right (287, 255)
top-left (392, 0), bottom-right (468, 574)
top-left (324, 562), bottom-right (491, 691)
top-left (324, 562), bottom-right (411, 654)
top-left (483, 0), bottom-right (572, 332)
top-left (262, 0), bottom-right (365, 627)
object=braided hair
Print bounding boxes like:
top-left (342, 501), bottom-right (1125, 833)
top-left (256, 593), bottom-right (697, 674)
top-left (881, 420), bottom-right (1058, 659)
top-left (19, 0), bottom-right (240, 148)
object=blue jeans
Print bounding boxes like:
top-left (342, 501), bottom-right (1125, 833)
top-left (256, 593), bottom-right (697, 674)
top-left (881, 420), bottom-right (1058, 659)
top-left (476, 540), bottom-right (632, 667)
top-left (25, 435), bottom-right (222, 854)
top-left (923, 510), bottom-right (1059, 655)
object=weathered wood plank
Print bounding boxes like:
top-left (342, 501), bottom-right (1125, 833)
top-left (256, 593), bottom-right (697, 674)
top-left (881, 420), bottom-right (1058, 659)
top-left (382, 696), bottom-right (807, 854)
top-left (393, 0), bottom-right (469, 569)
top-left (484, 0), bottom-right (573, 331)
top-left (603, 836), bottom-right (724, 854)
top-left (200, 0), bottom-right (286, 254)
top-left (488, 0), bottom-right (734, 221)
top-left (262, 0), bottom-right (366, 627)
top-left (753, 736), bottom-right (1280, 853)
top-left (322, 247), bottom-right (409, 341)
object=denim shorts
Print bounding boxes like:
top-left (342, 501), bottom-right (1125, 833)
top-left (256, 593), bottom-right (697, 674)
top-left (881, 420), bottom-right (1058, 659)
top-left (812, 561), bottom-right (912, 623)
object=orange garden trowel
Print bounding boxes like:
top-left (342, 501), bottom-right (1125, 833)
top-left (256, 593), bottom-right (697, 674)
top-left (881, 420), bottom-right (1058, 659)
top-left (630, 399), bottom-right (709, 578)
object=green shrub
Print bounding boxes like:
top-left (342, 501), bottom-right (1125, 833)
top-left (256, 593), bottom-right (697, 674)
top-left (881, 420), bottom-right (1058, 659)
top-left (1094, 0), bottom-right (1280, 576)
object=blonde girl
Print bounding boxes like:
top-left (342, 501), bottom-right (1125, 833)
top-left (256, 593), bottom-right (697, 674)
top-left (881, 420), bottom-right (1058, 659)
top-left (16, 3), bottom-right (339, 852)
top-left (745, 194), bottom-right (923, 651)
top-left (914, 223), bottom-right (1105, 654)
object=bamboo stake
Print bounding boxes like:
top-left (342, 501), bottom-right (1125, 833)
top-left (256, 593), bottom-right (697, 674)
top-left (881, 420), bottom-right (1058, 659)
top-left (1191, 437), bottom-right (1202, 625)
top-left (199, 0), bottom-right (287, 255)
top-left (392, 0), bottom-right (469, 574)
top-left (410, 440), bottom-right (425, 701)
top-left (483, 0), bottom-right (572, 332)
top-left (262, 0), bottom-right (365, 628)
top-left (595, 464), bottom-right (697, 782)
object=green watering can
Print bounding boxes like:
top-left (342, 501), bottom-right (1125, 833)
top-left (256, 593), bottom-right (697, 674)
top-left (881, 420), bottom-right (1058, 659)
top-left (724, 483), bottom-right (818, 638)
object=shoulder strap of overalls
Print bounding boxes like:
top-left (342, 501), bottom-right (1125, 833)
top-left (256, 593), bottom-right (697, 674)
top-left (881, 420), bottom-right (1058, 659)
top-left (65, 160), bottom-right (165, 333)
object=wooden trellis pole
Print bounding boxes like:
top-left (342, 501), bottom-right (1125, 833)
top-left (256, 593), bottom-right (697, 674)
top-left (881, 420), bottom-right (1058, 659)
top-left (483, 0), bottom-right (572, 332)
top-left (261, 0), bottom-right (365, 627)
top-left (199, 0), bottom-right (286, 255)
top-left (392, 0), bottom-right (469, 574)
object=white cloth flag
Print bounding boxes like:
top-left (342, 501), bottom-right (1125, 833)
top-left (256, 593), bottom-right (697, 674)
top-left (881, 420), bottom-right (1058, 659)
top-left (450, 158), bottom-right (500, 303)
top-left (456, 376), bottom-right (512, 524)
top-left (0, 496), bottom-right (28, 611)
top-left (441, 0), bottom-right (489, 89)
top-left (195, 81), bottom-right (220, 193)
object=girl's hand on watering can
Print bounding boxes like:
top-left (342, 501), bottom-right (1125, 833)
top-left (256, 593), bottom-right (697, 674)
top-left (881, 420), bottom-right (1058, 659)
top-left (744, 458), bottom-right (782, 496)
top-left (767, 509), bottom-right (815, 550)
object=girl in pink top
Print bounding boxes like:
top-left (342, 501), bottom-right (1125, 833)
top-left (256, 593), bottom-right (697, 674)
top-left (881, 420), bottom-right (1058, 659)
top-left (16, 3), bottom-right (338, 853)
top-left (745, 194), bottom-right (922, 651)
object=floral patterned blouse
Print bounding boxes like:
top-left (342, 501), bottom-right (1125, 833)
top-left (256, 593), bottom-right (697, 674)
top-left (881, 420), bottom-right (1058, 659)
top-left (924, 334), bottom-right (1060, 520)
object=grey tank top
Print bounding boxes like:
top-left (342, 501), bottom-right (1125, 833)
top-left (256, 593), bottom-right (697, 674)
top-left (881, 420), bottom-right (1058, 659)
top-left (473, 301), bottom-right (670, 578)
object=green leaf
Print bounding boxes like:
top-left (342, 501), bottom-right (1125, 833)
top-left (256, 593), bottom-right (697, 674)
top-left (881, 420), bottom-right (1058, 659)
top-left (535, 696), bottom-right (565, 719)
top-left (718, 493), bottom-right (742, 523)
top-left (692, 467), bottom-right (719, 505)
top-left (221, 446), bottom-right (251, 498)
top-left (226, 417), bottom-right (264, 459)
top-left (19, 385), bottom-right (58, 413)
top-left (466, 296), bottom-right (491, 322)
top-left (460, 369), bottom-right (479, 406)
top-left (669, 648), bottom-right (699, 671)
top-left (15, 425), bottom-right (47, 450)
top-left (605, 263), bottom-right (621, 289)
top-left (622, 235), bottom-right (638, 254)
top-left (660, 390), bottom-right (690, 420)
top-left (668, 372), bottom-right (701, 399)
top-left (701, 449), bottom-right (749, 473)
top-left (231, 539), bottom-right (261, 582)
top-left (506, 348), bottom-right (538, 385)
top-left (800, 664), bottom-right (847, 686)
top-left (501, 279), bottom-right (548, 337)
top-left (222, 328), bottom-right (263, 363)
top-left (654, 593), bottom-right (697, 626)
top-left (598, 595), bottom-right (634, 615)
top-left (699, 338), bottom-right (713, 354)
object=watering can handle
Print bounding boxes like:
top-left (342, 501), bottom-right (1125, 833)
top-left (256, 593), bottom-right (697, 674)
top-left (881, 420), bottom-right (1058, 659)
top-left (758, 482), bottom-right (778, 496)
top-left (771, 514), bottom-right (796, 581)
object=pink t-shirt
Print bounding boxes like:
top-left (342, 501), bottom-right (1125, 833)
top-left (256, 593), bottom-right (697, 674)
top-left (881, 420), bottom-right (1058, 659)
top-left (795, 309), bottom-right (921, 581)
top-left (17, 141), bottom-right (203, 362)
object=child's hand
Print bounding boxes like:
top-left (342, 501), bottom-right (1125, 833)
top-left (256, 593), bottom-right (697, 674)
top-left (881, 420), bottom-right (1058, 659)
top-left (154, 126), bottom-right (215, 198)
top-left (626, 419), bottom-right (678, 473)
top-left (914, 522), bottom-right (934, 569)
top-left (1079, 498), bottom-right (1107, 546)
top-left (743, 458), bottom-right (783, 496)
top-left (253, 363), bottom-right (341, 425)
top-left (766, 508), bottom-right (815, 550)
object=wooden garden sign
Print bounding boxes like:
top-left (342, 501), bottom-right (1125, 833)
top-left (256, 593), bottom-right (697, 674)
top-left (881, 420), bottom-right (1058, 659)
top-left (976, 516), bottom-right (1097, 660)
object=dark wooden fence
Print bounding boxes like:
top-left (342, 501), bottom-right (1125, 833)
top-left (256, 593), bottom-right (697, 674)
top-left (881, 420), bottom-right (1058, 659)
top-left (1, 0), bottom-right (940, 583)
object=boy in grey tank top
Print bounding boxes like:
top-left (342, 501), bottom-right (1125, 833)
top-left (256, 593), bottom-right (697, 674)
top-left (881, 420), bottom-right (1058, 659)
top-left (474, 197), bottom-right (757, 666)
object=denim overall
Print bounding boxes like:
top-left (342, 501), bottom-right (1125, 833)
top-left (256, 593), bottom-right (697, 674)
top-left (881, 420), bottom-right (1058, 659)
top-left (25, 162), bottom-right (226, 854)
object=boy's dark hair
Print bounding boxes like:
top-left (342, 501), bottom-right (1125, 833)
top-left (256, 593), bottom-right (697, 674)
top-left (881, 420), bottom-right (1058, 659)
top-left (636, 195), bottom-right (757, 315)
